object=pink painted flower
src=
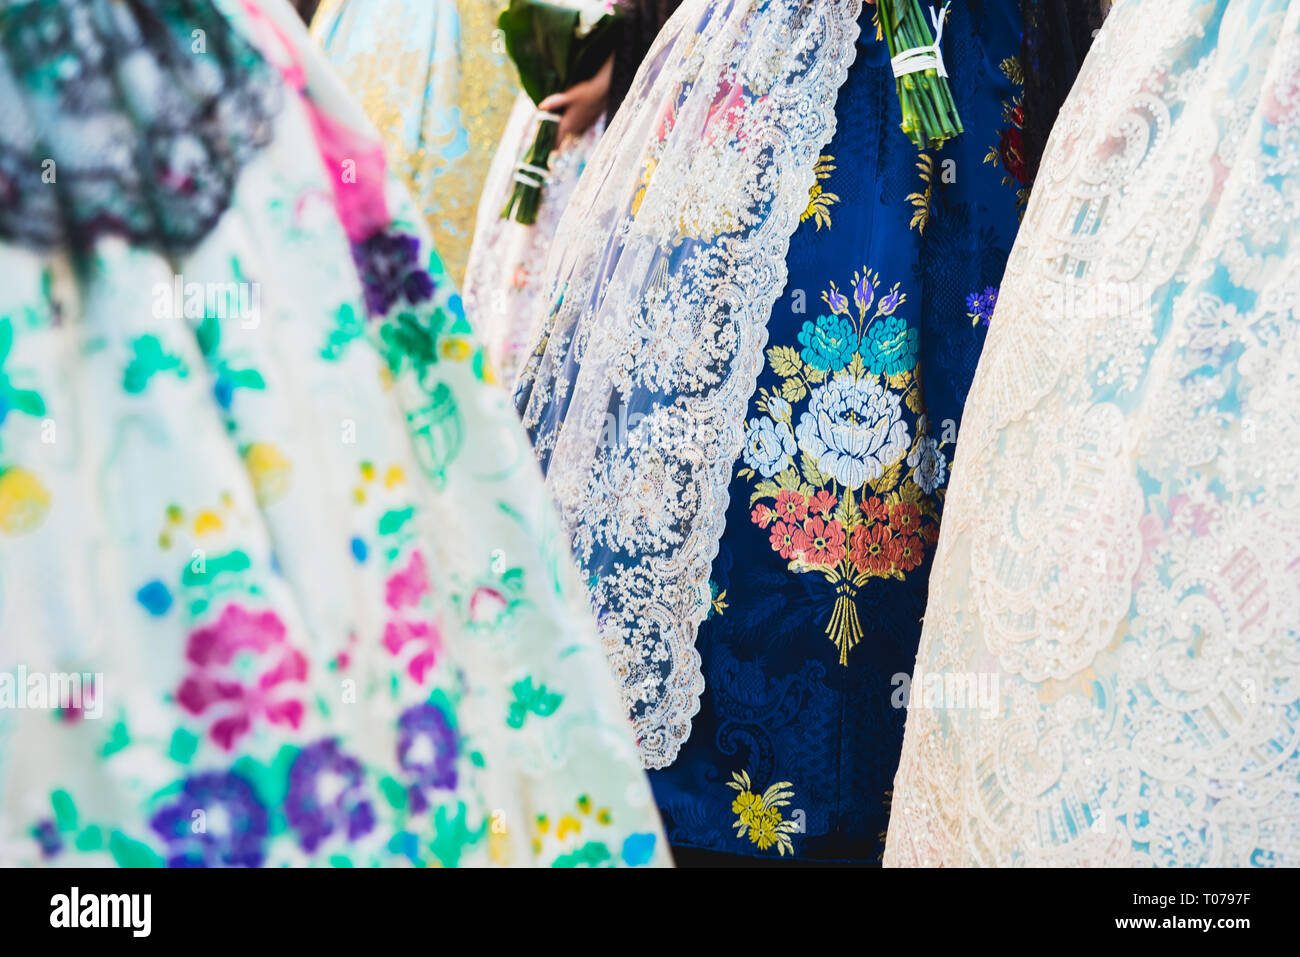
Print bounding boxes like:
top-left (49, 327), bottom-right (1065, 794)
top-left (383, 618), bottom-right (443, 684)
top-left (177, 604), bottom-right (308, 750)
top-left (386, 550), bottom-right (430, 611)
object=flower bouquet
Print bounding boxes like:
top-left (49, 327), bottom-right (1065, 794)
top-left (877, 0), bottom-right (963, 150)
top-left (497, 0), bottom-right (621, 224)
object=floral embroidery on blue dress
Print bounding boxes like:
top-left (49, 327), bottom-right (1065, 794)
top-left (647, 0), bottom-right (1027, 862)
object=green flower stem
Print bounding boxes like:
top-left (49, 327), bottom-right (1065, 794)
top-left (500, 116), bottom-right (559, 225)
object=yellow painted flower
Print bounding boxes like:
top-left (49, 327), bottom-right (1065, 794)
top-left (192, 509), bottom-right (224, 535)
top-left (0, 466), bottom-right (50, 534)
top-left (555, 813), bottom-right (583, 840)
top-left (441, 339), bottom-right (472, 362)
top-left (384, 465), bottom-right (405, 489)
top-left (243, 442), bottom-right (292, 505)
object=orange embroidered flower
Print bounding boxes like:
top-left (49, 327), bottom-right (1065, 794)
top-left (751, 504), bottom-right (774, 528)
top-left (888, 502), bottom-right (923, 537)
top-left (791, 516), bottom-right (846, 567)
top-left (850, 523), bottom-right (899, 576)
top-left (894, 535), bottom-right (926, 573)
top-left (773, 489), bottom-right (808, 523)
top-left (807, 490), bottom-right (838, 517)
top-left (861, 496), bottom-right (890, 525)
top-left (769, 520), bottom-right (797, 560)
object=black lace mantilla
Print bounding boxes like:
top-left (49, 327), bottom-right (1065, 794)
top-left (0, 0), bottom-right (283, 255)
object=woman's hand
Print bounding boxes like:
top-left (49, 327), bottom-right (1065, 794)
top-left (537, 54), bottom-right (613, 141)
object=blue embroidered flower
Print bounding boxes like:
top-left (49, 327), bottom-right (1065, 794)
top-left (965, 286), bottom-right (999, 326)
top-left (742, 415), bottom-right (797, 477)
top-left (797, 314), bottom-right (858, 372)
top-left (863, 315), bottom-right (919, 376)
top-left (795, 374), bottom-right (910, 490)
top-left (907, 435), bottom-right (948, 494)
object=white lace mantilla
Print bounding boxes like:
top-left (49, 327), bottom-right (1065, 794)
top-left (515, 0), bottom-right (864, 767)
top-left (885, 0), bottom-right (1300, 867)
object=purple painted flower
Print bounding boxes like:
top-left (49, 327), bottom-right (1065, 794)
top-left (285, 739), bottom-right (377, 853)
top-left (397, 702), bottom-right (458, 812)
top-left (351, 231), bottom-right (436, 317)
top-left (31, 819), bottom-right (61, 859)
top-left (149, 771), bottom-right (269, 867)
top-left (966, 286), bottom-right (999, 326)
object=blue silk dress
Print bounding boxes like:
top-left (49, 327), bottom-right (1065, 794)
top-left (649, 0), bottom-right (1027, 862)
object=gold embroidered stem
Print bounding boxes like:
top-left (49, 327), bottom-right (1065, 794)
top-left (827, 581), bottom-right (862, 666)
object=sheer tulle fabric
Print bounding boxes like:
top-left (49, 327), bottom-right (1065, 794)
top-left (514, 0), bottom-right (864, 768)
top-left (886, 0), bottom-right (1300, 867)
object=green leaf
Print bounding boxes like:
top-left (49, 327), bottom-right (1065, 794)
top-left (767, 345), bottom-right (802, 378)
top-left (51, 790), bottom-right (77, 832)
top-left (781, 376), bottom-right (807, 403)
top-left (109, 831), bottom-right (163, 868)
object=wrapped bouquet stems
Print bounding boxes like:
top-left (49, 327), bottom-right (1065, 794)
top-left (878, 0), bottom-right (963, 150)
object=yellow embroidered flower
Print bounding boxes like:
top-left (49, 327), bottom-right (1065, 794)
top-left (0, 466), bottom-right (49, 534)
top-left (726, 770), bottom-right (799, 856)
top-left (731, 789), bottom-right (760, 823)
top-left (749, 809), bottom-right (780, 850)
top-left (243, 442), bottom-right (291, 505)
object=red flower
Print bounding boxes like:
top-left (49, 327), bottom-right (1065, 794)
top-left (888, 502), bottom-right (923, 537)
top-left (808, 490), bottom-right (838, 517)
top-left (850, 523), bottom-right (900, 576)
top-left (999, 124), bottom-right (1029, 184)
top-left (769, 520), bottom-right (797, 560)
top-left (861, 496), bottom-right (890, 525)
top-left (773, 489), bottom-right (808, 524)
top-left (894, 535), bottom-right (926, 573)
top-left (791, 517), bottom-right (847, 567)
top-left (751, 504), bottom-right (774, 528)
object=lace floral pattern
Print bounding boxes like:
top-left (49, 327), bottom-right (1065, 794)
top-left (515, 0), bottom-right (864, 768)
top-left (886, 0), bottom-right (1300, 867)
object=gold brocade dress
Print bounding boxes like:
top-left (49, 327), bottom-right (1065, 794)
top-left (311, 0), bottom-right (518, 283)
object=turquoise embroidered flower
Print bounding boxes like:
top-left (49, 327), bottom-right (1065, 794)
top-left (863, 315), bottom-right (919, 376)
top-left (797, 314), bottom-right (858, 372)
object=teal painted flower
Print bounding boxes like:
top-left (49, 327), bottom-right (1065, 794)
top-left (863, 315), bottom-right (919, 376)
top-left (797, 314), bottom-right (858, 372)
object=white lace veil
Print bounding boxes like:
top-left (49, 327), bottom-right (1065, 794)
top-left (515, 0), bottom-right (864, 767)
